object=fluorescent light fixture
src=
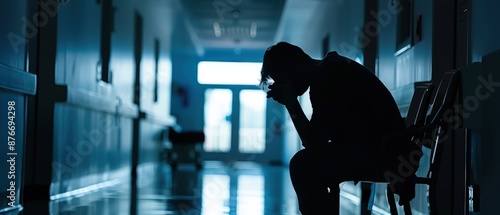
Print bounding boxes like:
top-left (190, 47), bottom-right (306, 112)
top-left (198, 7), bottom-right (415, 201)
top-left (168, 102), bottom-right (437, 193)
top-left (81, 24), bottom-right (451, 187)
top-left (197, 61), bottom-right (262, 85)
top-left (250, 22), bottom-right (257, 38)
top-left (214, 22), bottom-right (222, 37)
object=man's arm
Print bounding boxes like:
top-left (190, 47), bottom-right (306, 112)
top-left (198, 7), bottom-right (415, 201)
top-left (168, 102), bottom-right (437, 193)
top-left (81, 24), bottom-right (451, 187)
top-left (284, 99), bottom-right (311, 148)
top-left (266, 83), bottom-right (312, 147)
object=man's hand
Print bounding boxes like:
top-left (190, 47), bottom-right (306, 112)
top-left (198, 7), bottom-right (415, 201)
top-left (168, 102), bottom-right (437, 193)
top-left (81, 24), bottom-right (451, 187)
top-left (268, 82), bottom-right (310, 147)
top-left (266, 82), bottom-right (297, 106)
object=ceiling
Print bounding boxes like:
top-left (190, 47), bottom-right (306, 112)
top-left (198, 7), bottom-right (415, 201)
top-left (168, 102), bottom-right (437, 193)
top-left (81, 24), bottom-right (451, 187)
top-left (176, 0), bottom-right (328, 56)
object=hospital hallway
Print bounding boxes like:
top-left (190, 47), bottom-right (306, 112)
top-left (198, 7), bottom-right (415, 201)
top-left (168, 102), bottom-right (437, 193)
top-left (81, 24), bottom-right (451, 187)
top-left (2, 0), bottom-right (500, 214)
top-left (34, 161), bottom-right (385, 215)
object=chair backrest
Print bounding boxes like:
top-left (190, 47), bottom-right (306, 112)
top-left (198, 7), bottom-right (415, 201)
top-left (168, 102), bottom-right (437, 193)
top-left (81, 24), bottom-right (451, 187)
top-left (405, 82), bottom-right (434, 128)
top-left (419, 70), bottom-right (460, 178)
top-left (426, 71), bottom-right (460, 126)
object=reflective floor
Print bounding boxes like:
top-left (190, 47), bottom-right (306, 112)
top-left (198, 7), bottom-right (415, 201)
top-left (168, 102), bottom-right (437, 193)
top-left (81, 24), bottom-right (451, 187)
top-left (20, 161), bottom-right (393, 215)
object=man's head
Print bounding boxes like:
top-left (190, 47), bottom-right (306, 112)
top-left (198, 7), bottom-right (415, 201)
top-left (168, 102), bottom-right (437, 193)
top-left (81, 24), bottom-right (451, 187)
top-left (259, 42), bottom-right (313, 96)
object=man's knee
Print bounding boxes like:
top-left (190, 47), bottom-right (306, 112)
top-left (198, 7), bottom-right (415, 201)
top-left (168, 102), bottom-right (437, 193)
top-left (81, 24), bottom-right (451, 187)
top-left (290, 149), bottom-right (308, 166)
top-left (289, 149), bottom-right (312, 175)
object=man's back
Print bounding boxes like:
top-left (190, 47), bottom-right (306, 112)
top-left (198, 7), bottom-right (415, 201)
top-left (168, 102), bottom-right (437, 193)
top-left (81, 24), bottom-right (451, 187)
top-left (308, 52), bottom-right (405, 148)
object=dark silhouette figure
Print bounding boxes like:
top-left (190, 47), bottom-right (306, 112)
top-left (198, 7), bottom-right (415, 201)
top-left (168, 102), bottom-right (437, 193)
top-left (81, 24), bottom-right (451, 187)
top-left (260, 42), bottom-right (414, 214)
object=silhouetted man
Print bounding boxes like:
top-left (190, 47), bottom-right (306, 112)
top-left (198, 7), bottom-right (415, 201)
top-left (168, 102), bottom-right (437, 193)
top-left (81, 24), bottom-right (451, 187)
top-left (260, 42), bottom-right (414, 214)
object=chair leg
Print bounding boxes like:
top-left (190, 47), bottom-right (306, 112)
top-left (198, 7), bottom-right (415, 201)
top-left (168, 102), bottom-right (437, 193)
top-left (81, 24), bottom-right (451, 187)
top-left (327, 189), bottom-right (340, 215)
top-left (429, 184), bottom-right (437, 214)
top-left (403, 202), bottom-right (412, 215)
top-left (367, 183), bottom-right (377, 211)
top-left (360, 182), bottom-right (372, 215)
top-left (386, 184), bottom-right (399, 215)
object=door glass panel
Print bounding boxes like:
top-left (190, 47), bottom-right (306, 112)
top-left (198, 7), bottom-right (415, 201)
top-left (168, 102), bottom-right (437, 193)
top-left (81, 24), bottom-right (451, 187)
top-left (239, 90), bottom-right (266, 153)
top-left (204, 89), bottom-right (232, 152)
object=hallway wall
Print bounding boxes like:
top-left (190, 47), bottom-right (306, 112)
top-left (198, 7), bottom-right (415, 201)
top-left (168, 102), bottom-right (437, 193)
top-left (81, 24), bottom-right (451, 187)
top-left (49, 0), bottom-right (134, 200)
top-left (0, 1), bottom-right (176, 213)
top-left (0, 1), bottom-right (34, 212)
top-left (466, 1), bottom-right (500, 214)
top-left (48, 0), bottom-right (177, 200)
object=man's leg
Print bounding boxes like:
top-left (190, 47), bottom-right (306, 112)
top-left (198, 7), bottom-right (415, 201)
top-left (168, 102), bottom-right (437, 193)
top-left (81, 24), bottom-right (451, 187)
top-left (289, 144), bottom-right (385, 214)
top-left (289, 149), bottom-right (338, 214)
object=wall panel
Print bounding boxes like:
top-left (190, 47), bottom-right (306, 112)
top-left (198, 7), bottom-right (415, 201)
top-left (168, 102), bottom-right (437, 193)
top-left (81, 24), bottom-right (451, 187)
top-left (51, 104), bottom-right (133, 198)
top-left (0, 1), bottom-right (35, 213)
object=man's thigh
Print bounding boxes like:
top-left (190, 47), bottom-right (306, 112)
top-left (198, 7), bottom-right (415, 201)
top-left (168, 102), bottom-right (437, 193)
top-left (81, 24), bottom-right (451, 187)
top-left (318, 143), bottom-right (386, 180)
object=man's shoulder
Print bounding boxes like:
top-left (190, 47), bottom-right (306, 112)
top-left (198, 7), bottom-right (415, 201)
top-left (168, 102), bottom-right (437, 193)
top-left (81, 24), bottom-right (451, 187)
top-left (322, 52), bottom-right (369, 72)
top-left (318, 52), bottom-right (366, 83)
top-left (322, 51), bottom-right (349, 64)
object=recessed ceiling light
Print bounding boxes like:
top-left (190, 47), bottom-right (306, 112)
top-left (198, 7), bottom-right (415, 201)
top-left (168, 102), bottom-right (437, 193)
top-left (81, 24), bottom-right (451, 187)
top-left (250, 22), bottom-right (257, 38)
top-left (213, 22), bottom-right (222, 37)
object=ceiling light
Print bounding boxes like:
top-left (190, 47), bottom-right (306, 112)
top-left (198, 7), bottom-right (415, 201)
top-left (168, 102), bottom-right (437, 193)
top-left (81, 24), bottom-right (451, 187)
top-left (250, 22), bottom-right (257, 38)
top-left (213, 22), bottom-right (222, 37)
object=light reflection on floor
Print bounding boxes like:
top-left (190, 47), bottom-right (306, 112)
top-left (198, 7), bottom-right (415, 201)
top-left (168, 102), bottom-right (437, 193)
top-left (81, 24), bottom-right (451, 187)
top-left (27, 161), bottom-right (385, 215)
top-left (136, 161), bottom-right (366, 215)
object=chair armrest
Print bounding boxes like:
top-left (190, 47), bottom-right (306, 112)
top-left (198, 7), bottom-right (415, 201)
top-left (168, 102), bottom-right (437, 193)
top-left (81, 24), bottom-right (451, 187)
top-left (382, 105), bottom-right (450, 153)
top-left (381, 111), bottom-right (443, 147)
top-left (415, 177), bottom-right (431, 185)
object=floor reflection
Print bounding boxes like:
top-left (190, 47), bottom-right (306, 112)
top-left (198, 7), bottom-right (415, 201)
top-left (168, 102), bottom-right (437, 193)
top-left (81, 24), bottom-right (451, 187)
top-left (23, 161), bottom-right (374, 215)
top-left (134, 161), bottom-right (365, 215)
top-left (140, 161), bottom-right (282, 215)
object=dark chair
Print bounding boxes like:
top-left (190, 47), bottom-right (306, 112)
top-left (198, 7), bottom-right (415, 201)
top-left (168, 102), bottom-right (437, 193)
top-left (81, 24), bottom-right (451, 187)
top-left (384, 70), bottom-right (459, 214)
top-left (165, 125), bottom-right (205, 169)
top-left (405, 82), bottom-right (435, 128)
top-left (410, 70), bottom-right (460, 214)
top-left (364, 81), bottom-right (434, 214)
top-left (331, 70), bottom-right (460, 215)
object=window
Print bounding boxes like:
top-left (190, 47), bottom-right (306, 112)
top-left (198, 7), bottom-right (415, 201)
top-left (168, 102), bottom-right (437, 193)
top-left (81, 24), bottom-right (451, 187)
top-left (239, 90), bottom-right (266, 153)
top-left (200, 61), bottom-right (268, 158)
top-left (204, 89), bottom-right (232, 152)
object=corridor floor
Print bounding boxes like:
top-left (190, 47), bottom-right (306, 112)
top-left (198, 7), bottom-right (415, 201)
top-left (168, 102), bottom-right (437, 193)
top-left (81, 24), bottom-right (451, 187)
top-left (29, 161), bottom-right (393, 215)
